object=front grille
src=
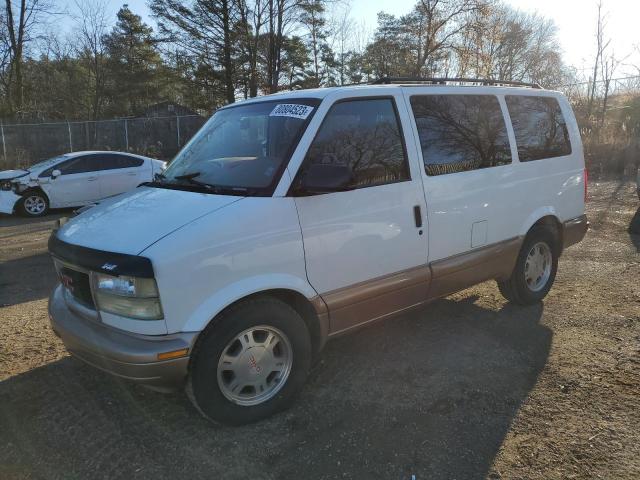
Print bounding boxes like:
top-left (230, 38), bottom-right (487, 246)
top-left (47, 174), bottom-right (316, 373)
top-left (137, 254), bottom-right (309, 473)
top-left (57, 264), bottom-right (95, 308)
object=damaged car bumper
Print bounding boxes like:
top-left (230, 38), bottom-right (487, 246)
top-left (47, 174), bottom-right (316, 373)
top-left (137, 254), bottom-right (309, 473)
top-left (0, 190), bottom-right (20, 214)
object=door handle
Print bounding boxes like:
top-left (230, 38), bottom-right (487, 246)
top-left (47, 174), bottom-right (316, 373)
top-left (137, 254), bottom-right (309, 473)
top-left (127, 172), bottom-right (137, 176)
top-left (87, 176), bottom-right (98, 181)
top-left (413, 205), bottom-right (423, 228)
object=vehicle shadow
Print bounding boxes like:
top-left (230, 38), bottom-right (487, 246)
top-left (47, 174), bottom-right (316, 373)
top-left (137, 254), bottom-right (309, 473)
top-left (0, 252), bottom-right (57, 306)
top-left (0, 294), bottom-right (550, 480)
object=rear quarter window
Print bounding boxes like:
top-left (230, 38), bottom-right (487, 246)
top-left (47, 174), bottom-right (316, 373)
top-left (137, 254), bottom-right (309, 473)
top-left (505, 95), bottom-right (572, 161)
top-left (100, 154), bottom-right (145, 169)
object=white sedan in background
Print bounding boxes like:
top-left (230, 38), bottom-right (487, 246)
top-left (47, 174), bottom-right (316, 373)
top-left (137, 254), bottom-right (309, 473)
top-left (0, 151), bottom-right (166, 217)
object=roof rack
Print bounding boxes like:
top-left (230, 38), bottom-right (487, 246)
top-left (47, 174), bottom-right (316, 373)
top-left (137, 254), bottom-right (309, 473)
top-left (371, 76), bottom-right (542, 89)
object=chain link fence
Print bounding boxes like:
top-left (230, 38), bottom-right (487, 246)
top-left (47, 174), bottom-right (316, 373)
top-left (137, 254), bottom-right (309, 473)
top-left (0, 115), bottom-right (207, 170)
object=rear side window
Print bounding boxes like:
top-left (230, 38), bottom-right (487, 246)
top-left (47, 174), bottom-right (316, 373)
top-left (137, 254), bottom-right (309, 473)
top-left (505, 96), bottom-right (571, 161)
top-left (58, 155), bottom-right (102, 174)
top-left (100, 154), bottom-right (144, 169)
top-left (410, 95), bottom-right (511, 176)
top-left (303, 98), bottom-right (410, 189)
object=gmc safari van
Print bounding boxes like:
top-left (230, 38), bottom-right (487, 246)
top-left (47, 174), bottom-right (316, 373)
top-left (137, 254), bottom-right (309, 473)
top-left (48, 79), bottom-right (588, 425)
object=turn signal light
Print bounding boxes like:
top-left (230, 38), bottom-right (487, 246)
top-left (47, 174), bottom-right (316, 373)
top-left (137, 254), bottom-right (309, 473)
top-left (157, 348), bottom-right (189, 361)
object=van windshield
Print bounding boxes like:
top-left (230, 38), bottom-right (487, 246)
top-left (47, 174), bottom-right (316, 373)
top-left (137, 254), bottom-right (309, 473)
top-left (161, 98), bottom-right (320, 195)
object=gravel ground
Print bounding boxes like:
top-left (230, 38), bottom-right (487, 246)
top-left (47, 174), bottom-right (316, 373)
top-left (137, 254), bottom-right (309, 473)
top-left (0, 180), bottom-right (638, 480)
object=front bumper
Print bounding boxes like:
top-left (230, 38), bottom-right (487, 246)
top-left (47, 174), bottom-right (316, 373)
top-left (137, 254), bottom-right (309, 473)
top-left (563, 214), bottom-right (589, 249)
top-left (0, 190), bottom-right (20, 214)
top-left (48, 284), bottom-right (198, 391)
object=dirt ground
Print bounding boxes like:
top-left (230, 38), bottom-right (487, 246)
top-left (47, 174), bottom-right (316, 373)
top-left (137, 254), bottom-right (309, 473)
top-left (0, 180), bottom-right (638, 480)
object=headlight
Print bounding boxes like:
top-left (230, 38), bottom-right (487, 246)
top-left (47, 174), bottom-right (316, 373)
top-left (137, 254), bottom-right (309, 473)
top-left (92, 272), bottom-right (163, 320)
top-left (0, 180), bottom-right (12, 191)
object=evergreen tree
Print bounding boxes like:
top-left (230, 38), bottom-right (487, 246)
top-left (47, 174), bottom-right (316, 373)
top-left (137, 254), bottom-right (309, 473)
top-left (281, 35), bottom-right (310, 90)
top-left (103, 5), bottom-right (168, 116)
top-left (149, 0), bottom-right (241, 107)
top-left (299, 0), bottom-right (332, 88)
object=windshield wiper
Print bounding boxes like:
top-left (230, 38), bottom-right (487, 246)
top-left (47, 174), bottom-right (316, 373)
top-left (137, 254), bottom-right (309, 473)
top-left (138, 171), bottom-right (167, 188)
top-left (170, 172), bottom-right (255, 196)
top-left (174, 171), bottom-right (213, 189)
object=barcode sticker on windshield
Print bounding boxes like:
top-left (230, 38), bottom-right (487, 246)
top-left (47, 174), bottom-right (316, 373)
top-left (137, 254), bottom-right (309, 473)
top-left (269, 104), bottom-right (314, 119)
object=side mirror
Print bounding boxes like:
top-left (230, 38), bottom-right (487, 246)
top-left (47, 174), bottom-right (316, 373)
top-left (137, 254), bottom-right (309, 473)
top-left (51, 169), bottom-right (61, 179)
top-left (298, 162), bottom-right (354, 195)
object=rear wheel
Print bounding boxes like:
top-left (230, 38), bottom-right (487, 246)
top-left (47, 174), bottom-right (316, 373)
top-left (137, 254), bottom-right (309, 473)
top-left (187, 297), bottom-right (311, 425)
top-left (497, 226), bottom-right (558, 305)
top-left (18, 191), bottom-right (49, 217)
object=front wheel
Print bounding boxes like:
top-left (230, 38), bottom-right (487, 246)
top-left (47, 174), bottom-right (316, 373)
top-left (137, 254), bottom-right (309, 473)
top-left (18, 191), bottom-right (49, 217)
top-left (497, 226), bottom-right (558, 305)
top-left (187, 297), bottom-right (311, 425)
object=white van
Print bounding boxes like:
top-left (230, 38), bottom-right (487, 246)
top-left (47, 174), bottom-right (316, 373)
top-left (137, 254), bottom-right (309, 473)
top-left (48, 79), bottom-right (588, 425)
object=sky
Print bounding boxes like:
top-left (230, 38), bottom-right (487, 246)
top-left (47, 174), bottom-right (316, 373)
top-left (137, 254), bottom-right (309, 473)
top-left (65, 0), bottom-right (640, 76)
top-left (350, 0), bottom-right (640, 75)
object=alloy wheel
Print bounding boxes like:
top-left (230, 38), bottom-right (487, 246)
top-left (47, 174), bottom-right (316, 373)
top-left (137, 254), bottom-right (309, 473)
top-left (23, 195), bottom-right (46, 215)
top-left (217, 325), bottom-right (293, 406)
top-left (524, 241), bottom-right (552, 292)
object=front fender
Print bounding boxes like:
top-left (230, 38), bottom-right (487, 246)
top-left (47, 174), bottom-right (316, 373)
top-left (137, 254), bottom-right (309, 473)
top-left (142, 196), bottom-right (312, 335)
top-left (38, 182), bottom-right (54, 199)
top-left (181, 274), bottom-right (318, 332)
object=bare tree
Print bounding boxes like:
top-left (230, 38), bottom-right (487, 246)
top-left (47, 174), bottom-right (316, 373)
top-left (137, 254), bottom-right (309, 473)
top-left (410, 0), bottom-right (481, 76)
top-left (598, 50), bottom-right (620, 130)
top-left (2, 0), bottom-right (54, 115)
top-left (73, 0), bottom-right (109, 120)
top-left (587, 0), bottom-right (609, 117)
top-left (328, 2), bottom-right (353, 85)
top-left (455, 3), bottom-right (501, 78)
top-left (455, 4), bottom-right (565, 87)
top-left (0, 9), bottom-right (11, 103)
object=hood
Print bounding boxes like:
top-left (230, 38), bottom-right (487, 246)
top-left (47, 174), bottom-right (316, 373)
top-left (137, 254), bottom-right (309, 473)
top-left (57, 186), bottom-right (243, 254)
top-left (0, 169), bottom-right (29, 180)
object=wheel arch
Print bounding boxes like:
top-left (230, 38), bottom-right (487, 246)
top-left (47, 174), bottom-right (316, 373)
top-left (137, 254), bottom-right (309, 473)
top-left (522, 211), bottom-right (563, 255)
top-left (20, 186), bottom-right (50, 202)
top-left (18, 187), bottom-right (50, 214)
top-left (187, 287), bottom-right (329, 361)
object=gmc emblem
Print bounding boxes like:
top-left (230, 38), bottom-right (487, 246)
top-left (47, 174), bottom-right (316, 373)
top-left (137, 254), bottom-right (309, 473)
top-left (60, 273), bottom-right (74, 292)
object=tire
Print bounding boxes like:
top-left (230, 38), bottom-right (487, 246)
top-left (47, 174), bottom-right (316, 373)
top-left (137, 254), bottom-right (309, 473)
top-left (497, 226), bottom-right (559, 305)
top-left (18, 191), bottom-right (49, 217)
top-left (187, 296), bottom-right (312, 425)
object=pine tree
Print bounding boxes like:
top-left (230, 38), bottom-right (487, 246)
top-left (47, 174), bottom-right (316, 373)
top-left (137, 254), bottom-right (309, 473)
top-left (103, 6), bottom-right (168, 116)
top-left (299, 0), bottom-right (332, 88)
